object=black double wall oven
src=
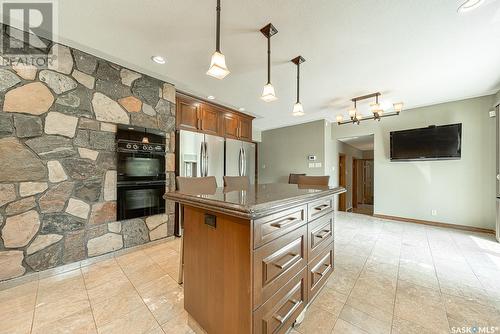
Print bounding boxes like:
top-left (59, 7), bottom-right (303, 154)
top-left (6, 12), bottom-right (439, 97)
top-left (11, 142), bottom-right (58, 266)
top-left (116, 127), bottom-right (166, 220)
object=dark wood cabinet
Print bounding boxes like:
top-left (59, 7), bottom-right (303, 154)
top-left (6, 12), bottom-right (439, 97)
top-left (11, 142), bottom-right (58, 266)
top-left (176, 94), bottom-right (254, 142)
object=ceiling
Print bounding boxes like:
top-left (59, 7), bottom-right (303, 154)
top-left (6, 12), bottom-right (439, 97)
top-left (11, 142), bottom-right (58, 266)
top-left (12, 0), bottom-right (500, 131)
top-left (339, 135), bottom-right (374, 151)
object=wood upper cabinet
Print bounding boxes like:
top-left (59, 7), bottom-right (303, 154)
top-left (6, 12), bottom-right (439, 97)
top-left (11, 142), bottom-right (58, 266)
top-left (176, 94), bottom-right (254, 141)
top-left (176, 96), bottom-right (200, 131)
top-left (199, 105), bottom-right (220, 135)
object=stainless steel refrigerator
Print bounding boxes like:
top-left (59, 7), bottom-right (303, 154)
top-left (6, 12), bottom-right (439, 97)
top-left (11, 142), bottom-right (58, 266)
top-left (178, 130), bottom-right (224, 186)
top-left (225, 138), bottom-right (256, 184)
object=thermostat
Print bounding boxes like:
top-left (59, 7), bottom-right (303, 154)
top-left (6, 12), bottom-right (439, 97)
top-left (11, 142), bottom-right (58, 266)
top-left (307, 155), bottom-right (317, 161)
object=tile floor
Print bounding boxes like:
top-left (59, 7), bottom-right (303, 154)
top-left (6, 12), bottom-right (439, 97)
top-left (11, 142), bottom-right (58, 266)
top-left (1, 212), bottom-right (500, 334)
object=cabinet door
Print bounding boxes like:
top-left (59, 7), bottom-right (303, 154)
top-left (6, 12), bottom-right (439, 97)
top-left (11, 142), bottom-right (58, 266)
top-left (200, 105), bottom-right (220, 136)
top-left (239, 117), bottom-right (252, 141)
top-left (176, 97), bottom-right (199, 131)
top-left (223, 113), bottom-right (239, 139)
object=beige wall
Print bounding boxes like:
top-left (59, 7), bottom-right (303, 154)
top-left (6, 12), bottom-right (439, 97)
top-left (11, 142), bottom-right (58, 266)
top-left (331, 95), bottom-right (496, 230)
top-left (258, 120), bottom-right (329, 184)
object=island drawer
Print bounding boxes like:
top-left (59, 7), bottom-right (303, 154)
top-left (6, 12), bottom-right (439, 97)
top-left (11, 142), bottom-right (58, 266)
top-left (308, 242), bottom-right (334, 302)
top-left (308, 213), bottom-right (334, 261)
top-left (253, 205), bottom-right (307, 249)
top-left (253, 267), bottom-right (307, 334)
top-left (253, 224), bottom-right (307, 309)
top-left (307, 196), bottom-right (334, 222)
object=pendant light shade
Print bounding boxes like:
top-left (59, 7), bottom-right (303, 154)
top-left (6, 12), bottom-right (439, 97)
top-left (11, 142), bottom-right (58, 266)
top-left (207, 51), bottom-right (229, 79)
top-left (292, 102), bottom-right (305, 116)
top-left (260, 24), bottom-right (278, 102)
top-left (261, 83), bottom-right (278, 102)
top-left (207, 0), bottom-right (230, 79)
top-left (291, 56), bottom-right (306, 116)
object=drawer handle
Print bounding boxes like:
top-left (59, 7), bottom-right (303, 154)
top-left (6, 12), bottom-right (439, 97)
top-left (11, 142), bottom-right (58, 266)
top-left (274, 253), bottom-right (301, 270)
top-left (315, 229), bottom-right (331, 239)
top-left (273, 299), bottom-right (302, 324)
top-left (270, 217), bottom-right (299, 229)
top-left (314, 204), bottom-right (329, 211)
top-left (314, 263), bottom-right (332, 277)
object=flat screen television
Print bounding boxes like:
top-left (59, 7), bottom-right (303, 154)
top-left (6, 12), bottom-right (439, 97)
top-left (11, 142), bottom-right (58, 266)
top-left (390, 124), bottom-right (462, 161)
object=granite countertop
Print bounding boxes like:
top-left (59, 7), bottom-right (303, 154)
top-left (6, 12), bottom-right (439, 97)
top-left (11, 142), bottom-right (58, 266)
top-left (165, 183), bottom-right (345, 219)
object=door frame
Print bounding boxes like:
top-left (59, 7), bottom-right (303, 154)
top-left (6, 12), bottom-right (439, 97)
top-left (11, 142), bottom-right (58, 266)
top-left (352, 158), bottom-right (358, 209)
top-left (338, 154), bottom-right (347, 211)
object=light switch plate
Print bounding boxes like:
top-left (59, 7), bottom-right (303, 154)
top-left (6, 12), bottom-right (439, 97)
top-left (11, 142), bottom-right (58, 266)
top-left (308, 163), bottom-right (314, 168)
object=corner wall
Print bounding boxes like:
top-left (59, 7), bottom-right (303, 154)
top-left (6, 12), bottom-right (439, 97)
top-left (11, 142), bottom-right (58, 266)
top-left (0, 26), bottom-right (177, 281)
top-left (331, 95), bottom-right (496, 230)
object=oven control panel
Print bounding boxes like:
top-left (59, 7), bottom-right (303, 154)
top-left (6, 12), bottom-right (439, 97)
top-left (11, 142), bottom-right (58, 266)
top-left (117, 140), bottom-right (166, 153)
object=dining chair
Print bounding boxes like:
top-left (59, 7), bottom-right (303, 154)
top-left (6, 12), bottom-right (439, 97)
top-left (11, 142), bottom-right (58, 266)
top-left (296, 175), bottom-right (330, 186)
top-left (176, 176), bottom-right (217, 284)
top-left (223, 176), bottom-right (250, 189)
top-left (288, 173), bottom-right (306, 184)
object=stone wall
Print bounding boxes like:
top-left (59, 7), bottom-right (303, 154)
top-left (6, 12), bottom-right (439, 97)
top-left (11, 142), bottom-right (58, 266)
top-left (0, 27), bottom-right (176, 281)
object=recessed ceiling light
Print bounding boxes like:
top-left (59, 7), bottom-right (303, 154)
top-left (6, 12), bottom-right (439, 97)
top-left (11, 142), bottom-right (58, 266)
top-left (239, 107), bottom-right (245, 112)
top-left (458, 0), bottom-right (485, 13)
top-left (207, 95), bottom-right (216, 100)
top-left (151, 56), bottom-right (166, 64)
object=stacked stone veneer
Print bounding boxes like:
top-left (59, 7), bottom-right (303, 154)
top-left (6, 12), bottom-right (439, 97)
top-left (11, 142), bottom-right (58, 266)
top-left (0, 31), bottom-right (177, 281)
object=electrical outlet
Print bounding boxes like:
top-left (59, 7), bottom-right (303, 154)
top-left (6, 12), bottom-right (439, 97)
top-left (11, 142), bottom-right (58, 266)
top-left (431, 209), bottom-right (437, 216)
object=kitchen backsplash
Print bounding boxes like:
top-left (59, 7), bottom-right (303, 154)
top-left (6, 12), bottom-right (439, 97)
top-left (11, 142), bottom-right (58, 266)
top-left (0, 25), bottom-right (176, 281)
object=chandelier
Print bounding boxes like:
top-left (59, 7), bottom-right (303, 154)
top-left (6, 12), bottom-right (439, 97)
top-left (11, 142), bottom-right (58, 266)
top-left (336, 92), bottom-right (403, 125)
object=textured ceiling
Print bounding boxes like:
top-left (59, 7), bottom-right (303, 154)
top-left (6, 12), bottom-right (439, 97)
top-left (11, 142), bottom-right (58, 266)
top-left (11, 0), bottom-right (500, 130)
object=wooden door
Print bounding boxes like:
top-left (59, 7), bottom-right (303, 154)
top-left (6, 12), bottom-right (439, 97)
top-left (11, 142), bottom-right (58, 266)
top-left (200, 105), bottom-right (220, 136)
top-left (338, 155), bottom-right (346, 211)
top-left (352, 159), bottom-right (358, 208)
top-left (239, 117), bottom-right (252, 141)
top-left (362, 160), bottom-right (374, 204)
top-left (177, 97), bottom-right (200, 131)
top-left (223, 113), bottom-right (239, 139)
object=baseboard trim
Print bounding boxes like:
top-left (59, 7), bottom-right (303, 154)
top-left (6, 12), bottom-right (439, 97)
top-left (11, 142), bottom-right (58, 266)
top-left (373, 214), bottom-right (495, 235)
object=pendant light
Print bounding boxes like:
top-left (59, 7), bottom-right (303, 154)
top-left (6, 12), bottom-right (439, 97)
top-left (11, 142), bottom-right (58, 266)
top-left (260, 23), bottom-right (278, 102)
top-left (291, 56), bottom-right (305, 116)
top-left (206, 0), bottom-right (230, 79)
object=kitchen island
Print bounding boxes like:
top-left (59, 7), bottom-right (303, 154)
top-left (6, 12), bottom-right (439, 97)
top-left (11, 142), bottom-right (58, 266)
top-left (165, 183), bottom-right (345, 334)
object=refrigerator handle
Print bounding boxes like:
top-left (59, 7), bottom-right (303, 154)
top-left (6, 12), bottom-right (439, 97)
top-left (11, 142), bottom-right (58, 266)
top-left (242, 148), bottom-right (247, 176)
top-left (238, 148), bottom-right (243, 176)
top-left (204, 142), bottom-right (208, 177)
top-left (199, 141), bottom-right (205, 177)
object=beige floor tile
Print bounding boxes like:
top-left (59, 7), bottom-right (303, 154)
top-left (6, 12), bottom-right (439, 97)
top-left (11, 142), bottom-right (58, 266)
top-left (345, 295), bottom-right (393, 324)
top-left (0, 281), bottom-right (38, 318)
top-left (91, 289), bottom-right (145, 327)
top-left (38, 268), bottom-right (83, 290)
top-left (0, 308), bottom-right (34, 334)
top-left (348, 271), bottom-right (396, 315)
top-left (398, 260), bottom-right (439, 291)
top-left (86, 276), bottom-right (136, 304)
top-left (394, 280), bottom-right (449, 333)
top-left (32, 307), bottom-right (97, 334)
top-left (443, 293), bottom-right (500, 327)
top-left (96, 304), bottom-right (159, 334)
top-left (326, 267), bottom-right (359, 295)
top-left (294, 305), bottom-right (336, 334)
top-left (126, 263), bottom-right (168, 289)
top-left (339, 304), bottom-right (392, 334)
top-left (392, 316), bottom-right (444, 334)
top-left (311, 286), bottom-right (347, 317)
top-left (0, 280), bottom-right (38, 302)
top-left (81, 259), bottom-right (126, 290)
top-left (33, 298), bottom-right (92, 329)
top-left (137, 276), bottom-right (184, 325)
top-left (161, 310), bottom-right (195, 334)
top-left (331, 318), bottom-right (369, 334)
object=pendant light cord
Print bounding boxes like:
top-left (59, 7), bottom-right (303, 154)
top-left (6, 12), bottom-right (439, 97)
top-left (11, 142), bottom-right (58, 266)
top-left (216, 0), bottom-right (221, 52)
top-left (296, 62), bottom-right (300, 104)
top-left (267, 36), bottom-right (271, 84)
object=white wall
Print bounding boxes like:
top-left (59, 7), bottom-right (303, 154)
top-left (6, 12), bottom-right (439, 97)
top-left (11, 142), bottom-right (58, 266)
top-left (258, 120), bottom-right (329, 184)
top-left (331, 95), bottom-right (496, 230)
